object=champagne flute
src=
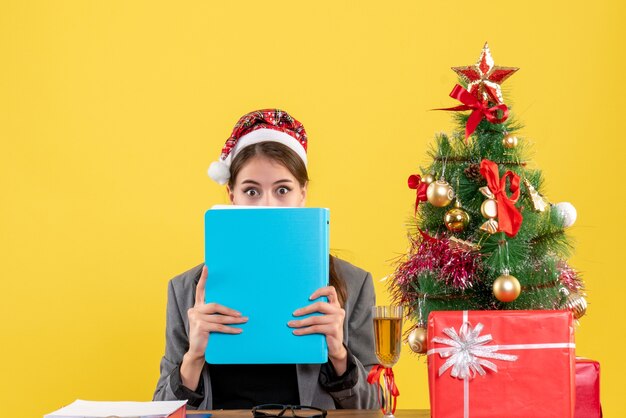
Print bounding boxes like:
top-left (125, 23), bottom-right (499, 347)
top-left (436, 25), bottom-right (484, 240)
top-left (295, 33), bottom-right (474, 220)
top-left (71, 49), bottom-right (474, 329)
top-left (372, 305), bottom-right (403, 417)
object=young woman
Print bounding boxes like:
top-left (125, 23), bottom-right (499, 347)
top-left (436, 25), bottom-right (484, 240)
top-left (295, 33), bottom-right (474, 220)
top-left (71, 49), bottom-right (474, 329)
top-left (153, 109), bottom-right (378, 410)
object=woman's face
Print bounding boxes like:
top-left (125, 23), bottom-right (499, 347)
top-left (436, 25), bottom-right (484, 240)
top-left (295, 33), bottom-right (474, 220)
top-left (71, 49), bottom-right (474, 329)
top-left (228, 156), bottom-right (307, 207)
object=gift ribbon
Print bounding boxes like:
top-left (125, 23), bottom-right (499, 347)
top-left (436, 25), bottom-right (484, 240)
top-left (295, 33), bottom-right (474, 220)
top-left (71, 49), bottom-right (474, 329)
top-left (408, 174), bottom-right (428, 215)
top-left (480, 159), bottom-right (523, 237)
top-left (367, 364), bottom-right (399, 414)
top-left (430, 320), bottom-right (518, 379)
top-left (427, 311), bottom-right (576, 418)
top-left (436, 84), bottom-right (509, 140)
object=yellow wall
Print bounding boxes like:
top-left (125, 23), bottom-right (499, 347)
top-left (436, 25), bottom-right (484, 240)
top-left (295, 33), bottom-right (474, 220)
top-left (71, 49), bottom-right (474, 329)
top-left (1, 1), bottom-right (624, 416)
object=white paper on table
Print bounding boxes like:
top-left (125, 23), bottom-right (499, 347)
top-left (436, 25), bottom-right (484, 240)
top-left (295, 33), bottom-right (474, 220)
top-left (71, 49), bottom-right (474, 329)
top-left (44, 399), bottom-right (187, 418)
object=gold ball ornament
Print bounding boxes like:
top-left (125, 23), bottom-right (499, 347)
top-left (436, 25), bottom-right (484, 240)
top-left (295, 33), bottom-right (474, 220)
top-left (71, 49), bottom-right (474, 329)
top-left (427, 179), bottom-right (455, 207)
top-left (493, 273), bottom-right (521, 302)
top-left (445, 203), bottom-right (470, 233)
top-left (565, 292), bottom-right (587, 319)
top-left (502, 134), bottom-right (519, 149)
top-left (422, 173), bottom-right (436, 185)
top-left (408, 327), bottom-right (428, 354)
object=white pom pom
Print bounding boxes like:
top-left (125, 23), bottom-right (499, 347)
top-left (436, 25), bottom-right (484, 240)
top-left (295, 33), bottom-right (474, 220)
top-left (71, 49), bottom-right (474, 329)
top-left (554, 202), bottom-right (577, 228)
top-left (208, 160), bottom-right (230, 185)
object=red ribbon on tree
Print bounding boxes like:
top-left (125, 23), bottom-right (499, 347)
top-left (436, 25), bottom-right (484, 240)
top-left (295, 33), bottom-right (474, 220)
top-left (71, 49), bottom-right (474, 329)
top-left (408, 174), bottom-right (428, 214)
top-left (367, 365), bottom-right (400, 415)
top-left (480, 159), bottom-right (523, 237)
top-left (437, 84), bottom-right (509, 140)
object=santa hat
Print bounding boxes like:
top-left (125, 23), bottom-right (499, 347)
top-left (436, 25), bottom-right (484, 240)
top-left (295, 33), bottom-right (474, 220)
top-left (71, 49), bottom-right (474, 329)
top-left (208, 109), bottom-right (308, 185)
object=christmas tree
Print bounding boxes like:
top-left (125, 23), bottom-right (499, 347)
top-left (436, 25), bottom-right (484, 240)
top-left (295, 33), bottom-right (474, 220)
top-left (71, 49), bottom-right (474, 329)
top-left (391, 43), bottom-right (586, 354)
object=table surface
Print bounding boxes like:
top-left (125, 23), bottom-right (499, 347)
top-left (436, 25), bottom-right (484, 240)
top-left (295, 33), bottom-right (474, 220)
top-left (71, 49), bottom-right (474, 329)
top-left (188, 410), bottom-right (429, 417)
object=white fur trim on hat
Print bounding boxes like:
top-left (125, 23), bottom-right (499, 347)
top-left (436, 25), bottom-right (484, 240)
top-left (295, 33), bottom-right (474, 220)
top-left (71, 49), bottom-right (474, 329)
top-left (208, 128), bottom-right (308, 184)
top-left (208, 160), bottom-right (231, 185)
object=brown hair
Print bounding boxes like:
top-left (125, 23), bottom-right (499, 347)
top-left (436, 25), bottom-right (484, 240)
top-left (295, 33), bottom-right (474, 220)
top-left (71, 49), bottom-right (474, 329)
top-left (228, 141), bottom-right (309, 189)
top-left (229, 141), bottom-right (348, 307)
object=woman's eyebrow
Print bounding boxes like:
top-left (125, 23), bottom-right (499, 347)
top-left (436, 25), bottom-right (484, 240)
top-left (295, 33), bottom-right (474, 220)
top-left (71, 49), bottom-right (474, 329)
top-left (273, 179), bottom-right (294, 185)
top-left (241, 179), bottom-right (261, 185)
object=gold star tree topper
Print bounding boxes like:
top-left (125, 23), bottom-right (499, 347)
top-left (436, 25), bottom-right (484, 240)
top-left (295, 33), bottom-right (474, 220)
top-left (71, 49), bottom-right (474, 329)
top-left (452, 43), bottom-right (519, 105)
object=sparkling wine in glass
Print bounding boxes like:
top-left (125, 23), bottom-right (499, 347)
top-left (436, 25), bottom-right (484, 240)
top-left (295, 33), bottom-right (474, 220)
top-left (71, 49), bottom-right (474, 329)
top-left (372, 305), bottom-right (403, 417)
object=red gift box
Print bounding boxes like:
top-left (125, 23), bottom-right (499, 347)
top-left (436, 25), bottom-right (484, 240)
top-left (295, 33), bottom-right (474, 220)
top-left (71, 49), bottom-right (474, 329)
top-left (427, 310), bottom-right (575, 418)
top-left (575, 358), bottom-right (602, 418)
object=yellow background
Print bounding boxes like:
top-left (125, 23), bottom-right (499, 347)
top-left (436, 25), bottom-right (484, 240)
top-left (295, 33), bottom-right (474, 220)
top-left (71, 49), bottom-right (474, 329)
top-left (1, 1), bottom-right (624, 416)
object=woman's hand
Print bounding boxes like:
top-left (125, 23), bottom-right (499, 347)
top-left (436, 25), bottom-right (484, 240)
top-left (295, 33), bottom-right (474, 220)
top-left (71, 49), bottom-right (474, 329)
top-left (181, 265), bottom-right (248, 390)
top-left (288, 285), bottom-right (348, 375)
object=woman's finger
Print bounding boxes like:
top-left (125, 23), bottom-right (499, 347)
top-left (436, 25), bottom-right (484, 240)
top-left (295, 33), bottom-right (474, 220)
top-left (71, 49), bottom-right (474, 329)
top-left (293, 301), bottom-right (343, 317)
top-left (292, 324), bottom-right (331, 336)
top-left (193, 314), bottom-right (249, 325)
top-left (208, 323), bottom-right (244, 334)
top-left (194, 302), bottom-right (242, 317)
top-left (194, 266), bottom-right (208, 306)
top-left (309, 286), bottom-right (339, 306)
top-left (287, 315), bottom-right (334, 329)
top-left (193, 318), bottom-right (245, 334)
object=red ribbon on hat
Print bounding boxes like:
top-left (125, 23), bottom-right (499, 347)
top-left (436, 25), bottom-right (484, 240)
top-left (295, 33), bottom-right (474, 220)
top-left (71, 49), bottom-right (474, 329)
top-left (437, 85), bottom-right (509, 140)
top-left (408, 174), bottom-right (428, 215)
top-left (480, 159), bottom-right (523, 237)
top-left (367, 365), bottom-right (400, 415)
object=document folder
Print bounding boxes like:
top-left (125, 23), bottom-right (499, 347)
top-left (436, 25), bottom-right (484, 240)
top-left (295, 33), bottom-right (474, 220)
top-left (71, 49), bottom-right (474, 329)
top-left (204, 206), bottom-right (330, 364)
top-left (44, 400), bottom-right (187, 418)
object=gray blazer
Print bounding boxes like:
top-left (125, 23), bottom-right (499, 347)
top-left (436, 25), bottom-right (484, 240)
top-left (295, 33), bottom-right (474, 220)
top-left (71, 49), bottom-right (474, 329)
top-left (153, 257), bottom-right (379, 409)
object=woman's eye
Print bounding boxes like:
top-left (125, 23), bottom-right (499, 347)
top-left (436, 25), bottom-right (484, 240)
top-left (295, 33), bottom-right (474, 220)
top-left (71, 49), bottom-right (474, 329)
top-left (276, 187), bottom-right (291, 195)
top-left (244, 189), bottom-right (259, 197)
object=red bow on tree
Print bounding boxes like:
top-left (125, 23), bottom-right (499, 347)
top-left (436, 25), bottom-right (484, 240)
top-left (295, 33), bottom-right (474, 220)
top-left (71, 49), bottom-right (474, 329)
top-left (437, 85), bottom-right (509, 140)
top-left (367, 365), bottom-right (400, 415)
top-left (480, 159), bottom-right (523, 237)
top-left (408, 174), bottom-right (428, 215)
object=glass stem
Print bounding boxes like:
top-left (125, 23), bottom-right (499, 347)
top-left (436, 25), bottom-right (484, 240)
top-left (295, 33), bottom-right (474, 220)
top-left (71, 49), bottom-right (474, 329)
top-left (382, 369), bottom-right (394, 417)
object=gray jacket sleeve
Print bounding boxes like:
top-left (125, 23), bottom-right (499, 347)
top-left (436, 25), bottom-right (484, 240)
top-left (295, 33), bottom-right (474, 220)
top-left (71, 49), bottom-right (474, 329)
top-left (153, 265), bottom-right (212, 410)
top-left (153, 278), bottom-right (188, 401)
top-left (325, 267), bottom-right (379, 409)
top-left (153, 265), bottom-right (212, 406)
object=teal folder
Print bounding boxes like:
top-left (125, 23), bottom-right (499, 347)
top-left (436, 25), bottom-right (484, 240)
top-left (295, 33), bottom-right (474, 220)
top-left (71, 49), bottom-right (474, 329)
top-left (204, 206), bottom-right (330, 364)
